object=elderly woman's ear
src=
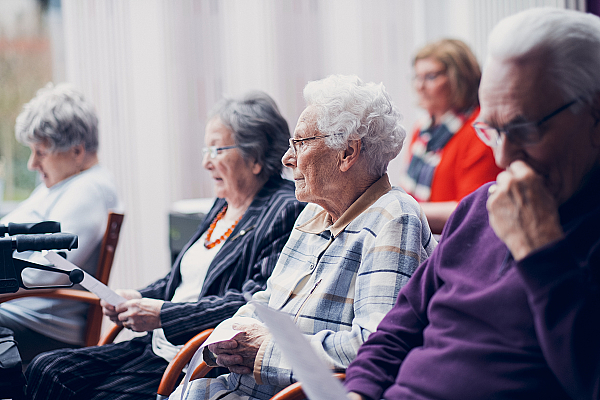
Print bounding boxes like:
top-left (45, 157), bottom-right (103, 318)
top-left (338, 139), bottom-right (362, 172)
top-left (251, 161), bottom-right (262, 176)
top-left (71, 144), bottom-right (88, 167)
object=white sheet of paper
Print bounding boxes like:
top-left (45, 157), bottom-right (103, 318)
top-left (180, 324), bottom-right (241, 400)
top-left (252, 302), bottom-right (348, 400)
top-left (44, 251), bottom-right (126, 306)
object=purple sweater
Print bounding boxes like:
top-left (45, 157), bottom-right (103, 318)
top-left (344, 169), bottom-right (600, 399)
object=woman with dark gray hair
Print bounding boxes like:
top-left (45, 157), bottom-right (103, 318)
top-left (0, 83), bottom-right (121, 365)
top-left (26, 90), bottom-right (305, 400)
top-left (170, 75), bottom-right (435, 400)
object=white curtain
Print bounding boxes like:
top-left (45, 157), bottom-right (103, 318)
top-left (60, 0), bottom-right (582, 299)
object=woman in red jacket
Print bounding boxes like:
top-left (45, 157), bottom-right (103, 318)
top-left (400, 39), bottom-right (502, 234)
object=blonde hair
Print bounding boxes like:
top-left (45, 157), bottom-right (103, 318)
top-left (414, 39), bottom-right (481, 113)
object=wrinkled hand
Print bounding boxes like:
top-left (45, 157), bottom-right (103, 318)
top-left (487, 161), bottom-right (564, 260)
top-left (101, 289), bottom-right (141, 325)
top-left (115, 297), bottom-right (164, 332)
top-left (208, 323), bottom-right (270, 375)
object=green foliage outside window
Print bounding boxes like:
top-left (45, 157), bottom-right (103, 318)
top-left (0, 8), bottom-right (53, 201)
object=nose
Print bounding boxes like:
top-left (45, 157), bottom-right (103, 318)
top-left (202, 151), bottom-right (212, 170)
top-left (27, 151), bottom-right (39, 171)
top-left (281, 147), bottom-right (296, 168)
top-left (493, 134), bottom-right (524, 170)
top-left (413, 77), bottom-right (425, 91)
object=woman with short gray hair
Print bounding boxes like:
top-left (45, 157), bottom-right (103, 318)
top-left (303, 74), bottom-right (405, 178)
top-left (212, 91), bottom-right (290, 181)
top-left (26, 90), bottom-right (305, 400)
top-left (15, 83), bottom-right (99, 154)
top-left (0, 83), bottom-right (121, 366)
top-left (172, 75), bottom-right (435, 400)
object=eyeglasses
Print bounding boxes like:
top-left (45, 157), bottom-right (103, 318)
top-left (287, 134), bottom-right (337, 156)
top-left (472, 99), bottom-right (578, 148)
top-left (412, 70), bottom-right (447, 85)
top-left (202, 145), bottom-right (238, 159)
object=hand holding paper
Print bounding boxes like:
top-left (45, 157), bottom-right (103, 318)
top-left (252, 302), bottom-right (349, 400)
top-left (179, 322), bottom-right (242, 400)
top-left (208, 322), bottom-right (269, 375)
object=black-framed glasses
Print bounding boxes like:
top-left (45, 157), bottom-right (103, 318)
top-left (202, 145), bottom-right (238, 159)
top-left (288, 134), bottom-right (337, 156)
top-left (473, 99), bottom-right (578, 147)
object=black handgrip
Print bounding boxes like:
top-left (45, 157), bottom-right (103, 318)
top-left (2, 221), bottom-right (61, 236)
top-left (13, 233), bottom-right (78, 252)
top-left (69, 269), bottom-right (84, 284)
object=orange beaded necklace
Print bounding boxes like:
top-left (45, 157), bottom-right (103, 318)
top-left (204, 205), bottom-right (242, 249)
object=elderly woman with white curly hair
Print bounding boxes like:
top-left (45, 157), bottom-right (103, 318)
top-left (0, 83), bottom-right (121, 366)
top-left (172, 75), bottom-right (437, 400)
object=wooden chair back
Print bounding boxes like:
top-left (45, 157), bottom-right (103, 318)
top-left (83, 211), bottom-right (124, 346)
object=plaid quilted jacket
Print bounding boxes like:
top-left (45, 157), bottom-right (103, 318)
top-left (186, 175), bottom-right (436, 400)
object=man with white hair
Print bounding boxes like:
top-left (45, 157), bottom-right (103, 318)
top-left (344, 8), bottom-right (600, 399)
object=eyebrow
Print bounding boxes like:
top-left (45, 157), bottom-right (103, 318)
top-left (483, 113), bottom-right (529, 130)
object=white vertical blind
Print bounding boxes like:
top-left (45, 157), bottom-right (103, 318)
top-left (63, 0), bottom-right (175, 292)
top-left (60, 0), bottom-right (583, 298)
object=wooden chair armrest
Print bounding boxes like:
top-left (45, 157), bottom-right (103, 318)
top-left (190, 360), bottom-right (214, 380)
top-left (156, 328), bottom-right (214, 398)
top-left (97, 323), bottom-right (124, 346)
top-left (0, 288), bottom-right (100, 304)
top-left (269, 372), bottom-right (346, 400)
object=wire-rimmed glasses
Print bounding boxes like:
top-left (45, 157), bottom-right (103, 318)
top-left (472, 99), bottom-right (578, 147)
top-left (202, 145), bottom-right (238, 159)
top-left (287, 135), bottom-right (337, 156)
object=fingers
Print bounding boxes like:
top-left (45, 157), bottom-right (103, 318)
top-left (115, 301), bottom-right (130, 314)
top-left (486, 160), bottom-right (563, 260)
top-left (101, 303), bottom-right (116, 315)
top-left (506, 160), bottom-right (534, 178)
top-left (208, 340), bottom-right (238, 354)
top-left (101, 301), bottom-right (121, 325)
top-left (213, 353), bottom-right (251, 374)
top-left (117, 312), bottom-right (130, 324)
top-left (347, 392), bottom-right (365, 400)
top-left (215, 353), bottom-right (244, 367)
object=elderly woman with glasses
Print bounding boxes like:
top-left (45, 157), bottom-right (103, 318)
top-left (171, 75), bottom-right (436, 400)
top-left (400, 39), bottom-right (502, 234)
top-left (26, 91), bottom-right (305, 400)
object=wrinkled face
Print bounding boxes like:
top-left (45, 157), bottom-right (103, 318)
top-left (28, 142), bottom-right (81, 188)
top-left (281, 106), bottom-right (340, 205)
top-left (478, 57), bottom-right (600, 205)
top-left (202, 117), bottom-right (261, 201)
top-left (413, 57), bottom-right (452, 117)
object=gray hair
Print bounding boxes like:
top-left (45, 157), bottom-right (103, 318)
top-left (303, 75), bottom-right (406, 178)
top-left (210, 91), bottom-right (290, 180)
top-left (15, 83), bottom-right (99, 153)
top-left (487, 8), bottom-right (600, 107)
